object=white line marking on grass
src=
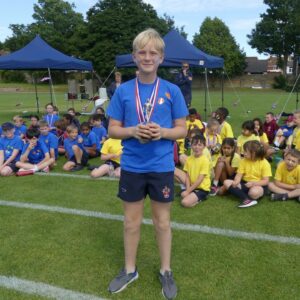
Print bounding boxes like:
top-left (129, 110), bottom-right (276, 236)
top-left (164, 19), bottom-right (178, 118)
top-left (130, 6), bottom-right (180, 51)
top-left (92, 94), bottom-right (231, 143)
top-left (36, 172), bottom-right (118, 181)
top-left (0, 200), bottom-right (299, 246)
top-left (0, 275), bottom-right (108, 300)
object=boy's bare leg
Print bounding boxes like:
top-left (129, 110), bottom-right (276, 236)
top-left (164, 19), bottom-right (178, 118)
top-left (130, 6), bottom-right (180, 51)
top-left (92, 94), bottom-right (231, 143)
top-left (72, 145), bottom-right (83, 164)
top-left (151, 201), bottom-right (172, 272)
top-left (123, 200), bottom-right (144, 273)
top-left (90, 164), bottom-right (110, 178)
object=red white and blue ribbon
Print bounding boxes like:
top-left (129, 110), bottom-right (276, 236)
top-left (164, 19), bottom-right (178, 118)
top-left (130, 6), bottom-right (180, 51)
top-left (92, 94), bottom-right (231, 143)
top-left (135, 77), bottom-right (160, 123)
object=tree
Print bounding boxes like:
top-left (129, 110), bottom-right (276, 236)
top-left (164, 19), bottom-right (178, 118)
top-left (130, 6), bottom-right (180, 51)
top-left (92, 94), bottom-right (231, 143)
top-left (247, 0), bottom-right (300, 76)
top-left (193, 17), bottom-right (246, 76)
top-left (4, 0), bottom-right (85, 56)
top-left (81, 0), bottom-right (178, 76)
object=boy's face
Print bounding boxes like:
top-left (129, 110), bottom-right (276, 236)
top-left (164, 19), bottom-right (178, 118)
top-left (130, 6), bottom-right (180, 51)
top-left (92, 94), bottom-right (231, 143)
top-left (208, 125), bottom-right (218, 135)
top-left (39, 126), bottom-right (50, 135)
top-left (81, 127), bottom-right (90, 135)
top-left (284, 154), bottom-right (298, 171)
top-left (293, 113), bottom-right (300, 127)
top-left (189, 114), bottom-right (196, 122)
top-left (14, 119), bottom-right (22, 127)
top-left (68, 129), bottom-right (78, 140)
top-left (265, 114), bottom-right (273, 123)
top-left (30, 118), bottom-right (39, 126)
top-left (254, 120), bottom-right (260, 131)
top-left (68, 110), bottom-right (75, 116)
top-left (46, 105), bottom-right (54, 114)
top-left (242, 128), bottom-right (251, 136)
top-left (133, 41), bottom-right (163, 76)
top-left (222, 144), bottom-right (234, 157)
top-left (3, 129), bottom-right (14, 138)
top-left (191, 141), bottom-right (205, 156)
top-left (92, 120), bottom-right (101, 127)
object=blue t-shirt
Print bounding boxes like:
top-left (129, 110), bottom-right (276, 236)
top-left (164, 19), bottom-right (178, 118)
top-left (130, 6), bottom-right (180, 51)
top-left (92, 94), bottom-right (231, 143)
top-left (0, 127), bottom-right (2, 136)
top-left (82, 131), bottom-right (101, 151)
top-left (14, 124), bottom-right (27, 137)
top-left (107, 77), bottom-right (188, 172)
top-left (64, 135), bottom-right (86, 158)
top-left (39, 132), bottom-right (59, 158)
top-left (22, 140), bottom-right (49, 164)
top-left (0, 135), bottom-right (23, 161)
top-left (43, 114), bottom-right (60, 128)
top-left (92, 126), bottom-right (107, 145)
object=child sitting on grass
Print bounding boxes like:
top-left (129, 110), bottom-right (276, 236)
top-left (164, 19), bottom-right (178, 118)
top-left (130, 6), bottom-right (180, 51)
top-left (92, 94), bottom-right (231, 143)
top-left (223, 140), bottom-right (272, 208)
top-left (0, 122), bottom-right (23, 176)
top-left (39, 120), bottom-right (59, 166)
top-left (13, 115), bottom-right (27, 139)
top-left (63, 125), bottom-right (89, 171)
top-left (175, 134), bottom-right (211, 207)
top-left (273, 115), bottom-right (295, 149)
top-left (268, 149), bottom-right (300, 202)
top-left (90, 114), bottom-right (107, 149)
top-left (80, 122), bottom-right (101, 158)
top-left (236, 120), bottom-right (260, 156)
top-left (214, 107), bottom-right (234, 140)
top-left (210, 138), bottom-right (240, 196)
top-left (90, 137), bottom-right (122, 178)
top-left (16, 127), bottom-right (54, 175)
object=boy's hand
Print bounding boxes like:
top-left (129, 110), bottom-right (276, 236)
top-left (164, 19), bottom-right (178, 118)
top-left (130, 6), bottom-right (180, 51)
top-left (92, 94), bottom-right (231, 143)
top-left (133, 123), bottom-right (152, 142)
top-left (78, 137), bottom-right (83, 143)
top-left (181, 190), bottom-right (189, 198)
top-left (232, 180), bottom-right (240, 188)
top-left (245, 182), bottom-right (255, 188)
top-left (148, 122), bottom-right (163, 140)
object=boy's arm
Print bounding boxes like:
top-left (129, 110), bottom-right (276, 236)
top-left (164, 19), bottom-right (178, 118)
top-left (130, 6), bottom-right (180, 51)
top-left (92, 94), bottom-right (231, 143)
top-left (37, 152), bottom-right (50, 165)
top-left (4, 149), bottom-right (20, 165)
top-left (0, 150), bottom-right (4, 169)
top-left (185, 174), bottom-right (205, 194)
top-left (273, 179), bottom-right (297, 190)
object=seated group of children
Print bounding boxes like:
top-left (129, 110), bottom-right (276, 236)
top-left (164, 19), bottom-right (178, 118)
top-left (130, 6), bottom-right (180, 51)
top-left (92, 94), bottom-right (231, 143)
top-left (1, 103), bottom-right (299, 209)
top-left (0, 103), bottom-right (122, 178)
top-left (174, 107), bottom-right (300, 208)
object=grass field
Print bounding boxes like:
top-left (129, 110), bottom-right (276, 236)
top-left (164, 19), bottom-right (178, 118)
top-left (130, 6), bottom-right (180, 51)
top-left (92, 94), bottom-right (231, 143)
top-left (0, 84), bottom-right (299, 300)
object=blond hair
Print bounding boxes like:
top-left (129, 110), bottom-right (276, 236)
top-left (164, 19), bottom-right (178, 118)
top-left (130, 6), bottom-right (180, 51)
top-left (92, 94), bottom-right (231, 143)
top-left (132, 28), bottom-right (165, 54)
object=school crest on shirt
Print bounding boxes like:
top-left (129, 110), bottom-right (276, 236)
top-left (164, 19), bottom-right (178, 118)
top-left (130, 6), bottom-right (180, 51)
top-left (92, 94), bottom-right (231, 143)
top-left (162, 186), bottom-right (171, 199)
top-left (165, 92), bottom-right (171, 99)
top-left (158, 97), bottom-right (164, 105)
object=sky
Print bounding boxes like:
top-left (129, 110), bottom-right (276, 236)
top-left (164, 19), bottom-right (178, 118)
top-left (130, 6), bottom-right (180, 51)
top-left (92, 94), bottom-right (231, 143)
top-left (0, 0), bottom-right (269, 58)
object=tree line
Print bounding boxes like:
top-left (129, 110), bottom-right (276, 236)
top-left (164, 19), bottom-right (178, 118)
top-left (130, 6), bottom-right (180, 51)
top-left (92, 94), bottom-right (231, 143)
top-left (0, 0), bottom-right (299, 80)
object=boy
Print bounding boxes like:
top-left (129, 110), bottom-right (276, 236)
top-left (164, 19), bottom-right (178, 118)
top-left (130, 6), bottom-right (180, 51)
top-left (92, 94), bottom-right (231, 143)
top-left (214, 107), bottom-right (234, 140)
top-left (90, 114), bottom-right (107, 149)
top-left (107, 29), bottom-right (188, 299)
top-left (16, 127), bottom-right (54, 175)
top-left (67, 108), bottom-right (81, 129)
top-left (80, 122), bottom-right (101, 158)
top-left (268, 149), bottom-right (300, 201)
top-left (176, 134), bottom-right (211, 207)
top-left (263, 112), bottom-right (279, 144)
top-left (13, 115), bottom-right (27, 139)
top-left (287, 110), bottom-right (300, 151)
top-left (63, 124), bottom-right (88, 171)
top-left (29, 115), bottom-right (40, 128)
top-left (39, 120), bottom-right (59, 164)
top-left (0, 122), bottom-right (23, 176)
top-left (186, 108), bottom-right (204, 133)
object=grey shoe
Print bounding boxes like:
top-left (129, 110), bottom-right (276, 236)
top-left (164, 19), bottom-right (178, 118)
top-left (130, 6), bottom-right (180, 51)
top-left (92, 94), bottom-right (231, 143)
top-left (159, 271), bottom-right (177, 300)
top-left (108, 268), bottom-right (138, 294)
top-left (270, 193), bottom-right (288, 201)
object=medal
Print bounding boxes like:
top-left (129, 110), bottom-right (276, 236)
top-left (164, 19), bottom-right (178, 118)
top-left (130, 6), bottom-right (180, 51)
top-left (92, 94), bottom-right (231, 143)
top-left (135, 78), bottom-right (160, 124)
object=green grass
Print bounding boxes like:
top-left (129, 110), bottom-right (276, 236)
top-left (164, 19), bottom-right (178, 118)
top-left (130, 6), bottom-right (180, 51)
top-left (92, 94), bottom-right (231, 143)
top-left (0, 84), bottom-right (299, 299)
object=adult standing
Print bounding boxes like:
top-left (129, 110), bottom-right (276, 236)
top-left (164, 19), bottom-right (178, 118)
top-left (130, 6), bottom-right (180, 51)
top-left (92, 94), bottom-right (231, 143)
top-left (107, 28), bottom-right (188, 299)
top-left (175, 62), bottom-right (193, 108)
top-left (107, 71), bottom-right (122, 99)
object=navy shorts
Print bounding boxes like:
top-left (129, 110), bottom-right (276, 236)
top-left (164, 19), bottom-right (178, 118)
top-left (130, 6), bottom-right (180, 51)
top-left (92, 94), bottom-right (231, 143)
top-left (118, 170), bottom-right (174, 203)
top-left (105, 160), bottom-right (120, 169)
top-left (193, 189), bottom-right (209, 202)
top-left (6, 161), bottom-right (19, 173)
top-left (69, 151), bottom-right (89, 166)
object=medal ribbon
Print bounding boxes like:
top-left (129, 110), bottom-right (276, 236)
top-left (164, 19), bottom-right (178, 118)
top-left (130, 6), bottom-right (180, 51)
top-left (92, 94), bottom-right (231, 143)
top-left (135, 78), bottom-right (160, 123)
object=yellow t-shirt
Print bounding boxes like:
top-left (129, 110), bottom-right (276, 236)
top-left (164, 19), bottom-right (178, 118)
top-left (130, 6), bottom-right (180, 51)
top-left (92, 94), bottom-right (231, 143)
top-left (191, 147), bottom-right (213, 170)
top-left (101, 138), bottom-right (123, 164)
top-left (237, 134), bottom-right (260, 154)
top-left (219, 121), bottom-right (234, 140)
top-left (275, 161), bottom-right (300, 185)
top-left (184, 154), bottom-right (211, 191)
top-left (237, 158), bottom-right (272, 182)
top-left (260, 132), bottom-right (269, 144)
top-left (186, 119), bottom-right (204, 131)
top-left (176, 138), bottom-right (185, 155)
top-left (292, 127), bottom-right (300, 150)
top-left (226, 152), bottom-right (241, 168)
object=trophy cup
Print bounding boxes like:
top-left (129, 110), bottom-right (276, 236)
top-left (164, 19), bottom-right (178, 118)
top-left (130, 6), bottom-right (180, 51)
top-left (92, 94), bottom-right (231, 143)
top-left (139, 99), bottom-right (152, 144)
